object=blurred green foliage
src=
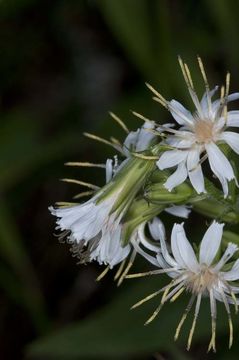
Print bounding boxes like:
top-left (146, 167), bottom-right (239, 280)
top-left (1, 0), bottom-right (239, 359)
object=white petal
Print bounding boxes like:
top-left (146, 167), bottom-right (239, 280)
top-left (106, 159), bottom-right (113, 183)
top-left (123, 121), bottom-right (155, 155)
top-left (164, 162), bottom-right (188, 191)
top-left (213, 243), bottom-right (238, 271)
top-left (200, 86), bottom-right (219, 117)
top-left (220, 131), bottom-right (239, 154)
top-left (226, 111), bottom-right (239, 127)
top-left (222, 259), bottom-right (239, 281)
top-left (157, 150), bottom-right (189, 170)
top-left (166, 134), bottom-right (195, 148)
top-left (171, 223), bottom-right (199, 271)
top-left (199, 222), bottom-right (224, 265)
top-left (187, 148), bottom-right (205, 194)
top-left (137, 222), bottom-right (160, 252)
top-left (169, 99), bottom-right (194, 125)
top-left (148, 217), bottom-right (165, 242)
top-left (206, 142), bottom-right (235, 181)
top-left (165, 205), bottom-right (191, 218)
top-left (227, 92), bottom-right (239, 102)
top-left (131, 238), bottom-right (159, 266)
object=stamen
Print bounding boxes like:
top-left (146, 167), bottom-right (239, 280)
top-left (144, 303), bottom-right (163, 325)
top-left (117, 250), bottom-right (137, 286)
top-left (145, 83), bottom-right (168, 108)
top-left (61, 178), bottom-right (100, 190)
top-left (126, 267), bottom-right (177, 279)
top-left (187, 293), bottom-right (202, 351)
top-left (219, 286), bottom-right (233, 349)
top-left (229, 316), bottom-right (233, 349)
top-left (131, 111), bottom-right (154, 124)
top-left (83, 132), bottom-right (123, 153)
top-left (223, 72), bottom-right (230, 124)
top-left (170, 286), bottom-right (185, 302)
top-left (208, 290), bottom-right (217, 352)
top-left (65, 162), bottom-right (105, 168)
top-left (131, 289), bottom-right (162, 309)
top-left (220, 86), bottom-right (225, 104)
top-left (55, 201), bottom-right (77, 207)
top-left (114, 259), bottom-right (126, 281)
top-left (109, 112), bottom-right (129, 134)
top-left (73, 191), bottom-right (95, 199)
top-left (207, 317), bottom-right (216, 352)
top-left (110, 136), bottom-right (122, 148)
top-left (178, 56), bottom-right (203, 117)
top-left (230, 291), bottom-right (238, 314)
top-left (197, 56), bottom-right (212, 114)
top-left (174, 295), bottom-right (195, 341)
top-left (96, 266), bottom-right (110, 281)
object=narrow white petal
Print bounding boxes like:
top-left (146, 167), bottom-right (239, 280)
top-left (157, 150), bottom-right (188, 170)
top-left (164, 162), bottom-right (188, 191)
top-left (169, 99), bottom-right (194, 125)
top-left (166, 135), bottom-right (195, 149)
top-left (137, 222), bottom-right (160, 252)
top-left (131, 239), bottom-right (159, 266)
top-left (206, 142), bottom-right (235, 181)
top-left (165, 205), bottom-right (191, 218)
top-left (213, 243), bottom-right (238, 271)
top-left (220, 131), bottom-right (239, 154)
top-left (200, 86), bottom-right (219, 117)
top-left (187, 148), bottom-right (205, 194)
top-left (227, 92), bottom-right (239, 102)
top-left (199, 222), bottom-right (224, 265)
top-left (171, 223), bottom-right (199, 271)
top-left (226, 111), bottom-right (239, 127)
top-left (148, 217), bottom-right (165, 242)
top-left (222, 259), bottom-right (239, 281)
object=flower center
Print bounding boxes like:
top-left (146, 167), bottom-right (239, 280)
top-left (194, 119), bottom-right (215, 143)
top-left (186, 265), bottom-right (218, 294)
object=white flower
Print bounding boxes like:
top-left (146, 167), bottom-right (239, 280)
top-left (129, 220), bottom-right (239, 352)
top-left (153, 58), bottom-right (239, 196)
top-left (123, 121), bottom-right (156, 156)
top-left (50, 179), bottom-right (131, 268)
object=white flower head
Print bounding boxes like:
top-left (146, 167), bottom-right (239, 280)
top-left (151, 57), bottom-right (239, 197)
top-left (129, 220), bottom-right (239, 352)
top-left (49, 129), bottom-right (157, 270)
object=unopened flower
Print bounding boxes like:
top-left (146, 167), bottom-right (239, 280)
top-left (128, 220), bottom-right (239, 352)
top-left (150, 57), bottom-right (239, 196)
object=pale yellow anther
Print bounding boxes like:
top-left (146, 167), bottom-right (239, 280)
top-left (114, 259), bottom-right (126, 281)
top-left (96, 266), bottom-right (110, 281)
top-left (131, 290), bottom-right (162, 310)
top-left (170, 287), bottom-right (185, 302)
top-left (109, 112), bottom-right (129, 134)
top-left (61, 178), bottom-right (99, 190)
top-left (187, 316), bottom-right (197, 351)
top-left (144, 303), bottom-right (163, 325)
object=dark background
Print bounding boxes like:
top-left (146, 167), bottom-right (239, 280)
top-left (1, 0), bottom-right (239, 359)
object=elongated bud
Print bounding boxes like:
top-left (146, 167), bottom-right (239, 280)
top-left (192, 198), bottom-right (239, 223)
top-left (145, 182), bottom-right (193, 205)
top-left (222, 230), bottom-right (239, 247)
top-left (121, 198), bottom-right (166, 246)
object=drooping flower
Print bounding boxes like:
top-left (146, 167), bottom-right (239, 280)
top-left (128, 219), bottom-right (239, 352)
top-left (49, 122), bottom-right (159, 270)
top-left (149, 57), bottom-right (239, 196)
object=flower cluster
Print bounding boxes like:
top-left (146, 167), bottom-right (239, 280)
top-left (49, 57), bottom-right (239, 351)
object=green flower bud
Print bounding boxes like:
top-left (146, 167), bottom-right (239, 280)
top-left (121, 198), bottom-right (165, 246)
